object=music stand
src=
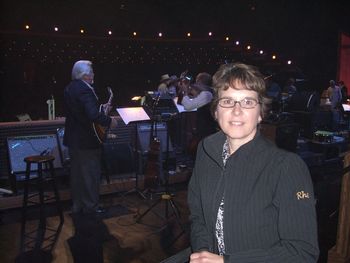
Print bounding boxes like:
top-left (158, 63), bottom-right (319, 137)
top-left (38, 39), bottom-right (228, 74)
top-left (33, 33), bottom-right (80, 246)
top-left (135, 96), bottom-right (185, 244)
top-left (117, 107), bottom-right (151, 199)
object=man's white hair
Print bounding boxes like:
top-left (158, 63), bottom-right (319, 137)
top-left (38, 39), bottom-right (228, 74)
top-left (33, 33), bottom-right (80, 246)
top-left (71, 60), bottom-right (93, 80)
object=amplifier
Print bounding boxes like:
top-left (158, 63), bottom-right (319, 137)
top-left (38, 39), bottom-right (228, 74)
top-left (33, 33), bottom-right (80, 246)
top-left (137, 123), bottom-right (173, 153)
top-left (7, 134), bottom-right (62, 174)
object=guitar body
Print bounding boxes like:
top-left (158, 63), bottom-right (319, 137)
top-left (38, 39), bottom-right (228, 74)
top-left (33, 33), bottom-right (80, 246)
top-left (93, 87), bottom-right (113, 143)
top-left (93, 122), bottom-right (107, 144)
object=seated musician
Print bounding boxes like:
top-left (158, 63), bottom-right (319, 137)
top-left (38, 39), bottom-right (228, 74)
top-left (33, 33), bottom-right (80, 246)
top-left (179, 72), bottom-right (217, 154)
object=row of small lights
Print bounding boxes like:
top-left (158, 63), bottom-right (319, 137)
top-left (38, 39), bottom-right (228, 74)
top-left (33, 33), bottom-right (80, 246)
top-left (23, 24), bottom-right (292, 65)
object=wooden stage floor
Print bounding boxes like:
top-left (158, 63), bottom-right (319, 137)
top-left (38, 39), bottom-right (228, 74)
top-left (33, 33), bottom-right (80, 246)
top-left (0, 164), bottom-right (343, 263)
top-left (0, 177), bottom-right (191, 263)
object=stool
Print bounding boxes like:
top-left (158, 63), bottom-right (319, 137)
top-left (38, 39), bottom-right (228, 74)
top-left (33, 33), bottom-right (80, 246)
top-left (20, 155), bottom-right (64, 252)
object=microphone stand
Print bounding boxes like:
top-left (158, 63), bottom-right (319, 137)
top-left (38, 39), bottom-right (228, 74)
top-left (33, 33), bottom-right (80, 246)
top-left (122, 123), bottom-right (147, 199)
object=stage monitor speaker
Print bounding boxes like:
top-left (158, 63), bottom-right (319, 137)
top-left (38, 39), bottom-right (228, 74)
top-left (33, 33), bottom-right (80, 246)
top-left (7, 134), bottom-right (62, 174)
top-left (137, 122), bottom-right (173, 154)
top-left (102, 143), bottom-right (136, 175)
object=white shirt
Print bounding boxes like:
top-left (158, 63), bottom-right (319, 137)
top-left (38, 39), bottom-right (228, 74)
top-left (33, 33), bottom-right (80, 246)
top-left (82, 80), bottom-right (98, 100)
top-left (181, 90), bottom-right (213, 111)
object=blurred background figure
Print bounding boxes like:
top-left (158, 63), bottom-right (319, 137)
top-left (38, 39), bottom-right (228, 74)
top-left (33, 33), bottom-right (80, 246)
top-left (265, 75), bottom-right (281, 100)
top-left (282, 77), bottom-right (297, 95)
top-left (327, 80), bottom-right (342, 109)
top-left (265, 75), bottom-right (282, 112)
top-left (327, 80), bottom-right (342, 130)
top-left (168, 75), bottom-right (179, 98)
top-left (179, 72), bottom-right (217, 156)
top-left (158, 74), bottom-right (171, 95)
top-left (338, 80), bottom-right (348, 103)
top-left (177, 70), bottom-right (192, 100)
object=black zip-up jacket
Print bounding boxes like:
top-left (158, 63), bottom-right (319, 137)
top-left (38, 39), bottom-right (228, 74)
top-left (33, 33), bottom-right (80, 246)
top-left (188, 131), bottom-right (319, 262)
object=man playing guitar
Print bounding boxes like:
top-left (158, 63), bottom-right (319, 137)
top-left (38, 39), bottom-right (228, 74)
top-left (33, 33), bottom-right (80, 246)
top-left (63, 60), bottom-right (117, 215)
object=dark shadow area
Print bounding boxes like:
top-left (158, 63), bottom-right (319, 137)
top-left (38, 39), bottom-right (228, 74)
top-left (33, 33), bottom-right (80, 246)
top-left (68, 214), bottom-right (114, 263)
top-left (15, 220), bottom-right (63, 263)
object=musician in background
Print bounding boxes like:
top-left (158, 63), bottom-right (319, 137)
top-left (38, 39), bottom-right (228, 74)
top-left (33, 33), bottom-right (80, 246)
top-left (327, 79), bottom-right (342, 130)
top-left (282, 77), bottom-right (297, 95)
top-left (179, 72), bottom-right (217, 155)
top-left (63, 60), bottom-right (117, 215)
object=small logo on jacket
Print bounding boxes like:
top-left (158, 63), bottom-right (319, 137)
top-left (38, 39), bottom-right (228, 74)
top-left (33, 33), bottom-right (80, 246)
top-left (296, 191), bottom-right (310, 200)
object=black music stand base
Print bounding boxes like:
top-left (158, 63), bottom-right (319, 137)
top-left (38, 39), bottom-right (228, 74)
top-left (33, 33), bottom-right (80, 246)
top-left (123, 186), bottom-right (147, 200)
top-left (135, 186), bottom-right (185, 246)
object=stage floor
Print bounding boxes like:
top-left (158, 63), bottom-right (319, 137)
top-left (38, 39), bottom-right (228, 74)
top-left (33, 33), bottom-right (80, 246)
top-left (0, 152), bottom-right (344, 263)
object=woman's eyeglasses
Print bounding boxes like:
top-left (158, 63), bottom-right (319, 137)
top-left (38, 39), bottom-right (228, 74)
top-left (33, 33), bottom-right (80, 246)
top-left (218, 97), bottom-right (260, 109)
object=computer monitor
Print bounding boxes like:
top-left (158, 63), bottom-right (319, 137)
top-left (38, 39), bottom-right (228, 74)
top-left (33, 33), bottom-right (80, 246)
top-left (7, 134), bottom-right (62, 174)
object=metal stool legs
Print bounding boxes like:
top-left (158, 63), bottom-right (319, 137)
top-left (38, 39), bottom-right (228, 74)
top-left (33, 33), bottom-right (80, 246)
top-left (20, 156), bottom-right (64, 253)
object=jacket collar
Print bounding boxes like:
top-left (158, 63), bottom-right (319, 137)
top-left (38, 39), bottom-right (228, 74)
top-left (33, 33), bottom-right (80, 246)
top-left (202, 129), bottom-right (267, 167)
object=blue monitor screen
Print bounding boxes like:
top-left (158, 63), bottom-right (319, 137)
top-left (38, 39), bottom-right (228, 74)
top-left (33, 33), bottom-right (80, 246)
top-left (7, 134), bottom-right (62, 174)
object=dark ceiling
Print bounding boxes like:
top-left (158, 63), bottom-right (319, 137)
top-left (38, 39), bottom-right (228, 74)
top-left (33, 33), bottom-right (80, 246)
top-left (1, 0), bottom-right (349, 48)
top-left (1, 0), bottom-right (349, 78)
top-left (0, 0), bottom-right (349, 120)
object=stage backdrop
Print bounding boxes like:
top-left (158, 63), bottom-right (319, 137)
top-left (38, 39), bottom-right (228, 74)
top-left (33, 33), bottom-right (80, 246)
top-left (338, 32), bottom-right (350, 93)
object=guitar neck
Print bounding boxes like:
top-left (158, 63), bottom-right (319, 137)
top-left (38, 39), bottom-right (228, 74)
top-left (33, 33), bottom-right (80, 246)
top-left (107, 87), bottom-right (113, 104)
top-left (107, 94), bottom-right (113, 105)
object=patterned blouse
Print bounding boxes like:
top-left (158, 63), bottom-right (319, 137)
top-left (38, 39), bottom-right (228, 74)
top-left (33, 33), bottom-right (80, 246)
top-left (215, 139), bottom-right (230, 255)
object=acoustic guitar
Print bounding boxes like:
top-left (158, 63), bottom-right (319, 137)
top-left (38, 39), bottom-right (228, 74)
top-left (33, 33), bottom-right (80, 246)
top-left (93, 87), bottom-right (113, 143)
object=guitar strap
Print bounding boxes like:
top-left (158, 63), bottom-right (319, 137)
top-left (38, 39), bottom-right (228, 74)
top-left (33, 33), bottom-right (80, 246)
top-left (83, 80), bottom-right (106, 115)
top-left (82, 80), bottom-right (99, 100)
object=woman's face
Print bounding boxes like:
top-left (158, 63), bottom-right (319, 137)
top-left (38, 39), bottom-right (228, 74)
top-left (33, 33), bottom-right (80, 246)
top-left (215, 83), bottom-right (262, 150)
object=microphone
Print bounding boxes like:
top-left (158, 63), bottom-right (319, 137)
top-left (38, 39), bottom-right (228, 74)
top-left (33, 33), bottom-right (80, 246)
top-left (40, 148), bottom-right (50, 156)
top-left (0, 188), bottom-right (13, 195)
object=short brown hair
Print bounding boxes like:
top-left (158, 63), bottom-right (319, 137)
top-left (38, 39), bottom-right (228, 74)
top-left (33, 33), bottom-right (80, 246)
top-left (211, 63), bottom-right (270, 118)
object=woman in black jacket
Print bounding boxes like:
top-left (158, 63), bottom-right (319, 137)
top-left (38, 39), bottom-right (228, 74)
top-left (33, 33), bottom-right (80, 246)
top-left (188, 63), bottom-right (319, 262)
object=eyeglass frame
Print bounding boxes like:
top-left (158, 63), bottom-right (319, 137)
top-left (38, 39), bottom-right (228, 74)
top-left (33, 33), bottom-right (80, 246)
top-left (217, 97), bottom-right (260, 109)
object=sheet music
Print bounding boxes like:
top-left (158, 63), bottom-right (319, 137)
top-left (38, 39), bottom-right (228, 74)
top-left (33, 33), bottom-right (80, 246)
top-left (342, 104), bottom-right (350, 112)
top-left (116, 107), bottom-right (150, 125)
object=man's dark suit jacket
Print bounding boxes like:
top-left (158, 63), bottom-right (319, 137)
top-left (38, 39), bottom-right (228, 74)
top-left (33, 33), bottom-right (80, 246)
top-left (63, 79), bottom-right (111, 149)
